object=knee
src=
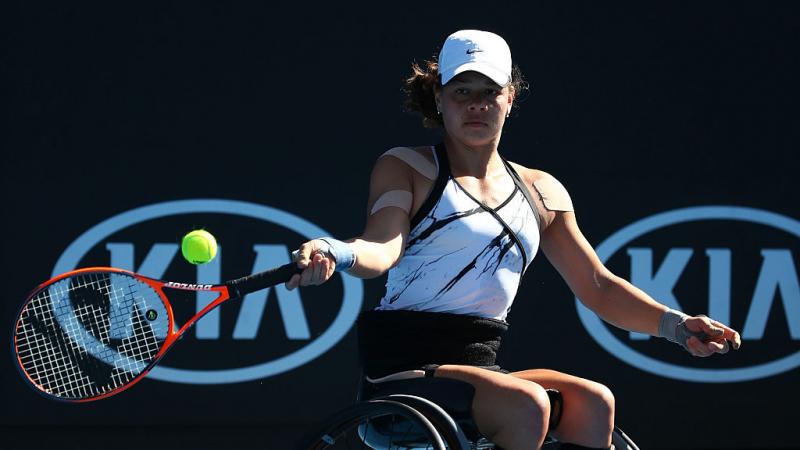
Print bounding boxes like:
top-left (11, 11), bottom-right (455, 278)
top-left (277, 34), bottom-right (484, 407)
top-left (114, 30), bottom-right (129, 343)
top-left (510, 383), bottom-right (551, 431)
top-left (586, 382), bottom-right (615, 425)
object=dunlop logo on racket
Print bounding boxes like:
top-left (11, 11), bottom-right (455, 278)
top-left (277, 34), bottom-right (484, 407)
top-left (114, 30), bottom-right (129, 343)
top-left (164, 282), bottom-right (214, 290)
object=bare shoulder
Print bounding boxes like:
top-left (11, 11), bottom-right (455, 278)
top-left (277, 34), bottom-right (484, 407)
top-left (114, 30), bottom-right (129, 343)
top-left (508, 161), bottom-right (546, 182)
top-left (507, 162), bottom-right (575, 232)
top-left (509, 163), bottom-right (574, 211)
top-left (369, 145), bottom-right (438, 195)
top-left (379, 146), bottom-right (437, 180)
top-left (372, 148), bottom-right (413, 182)
top-left (409, 145), bottom-right (436, 164)
top-left (506, 161), bottom-right (550, 184)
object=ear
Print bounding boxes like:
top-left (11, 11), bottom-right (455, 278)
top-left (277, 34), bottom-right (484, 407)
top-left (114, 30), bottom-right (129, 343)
top-left (506, 88), bottom-right (515, 109)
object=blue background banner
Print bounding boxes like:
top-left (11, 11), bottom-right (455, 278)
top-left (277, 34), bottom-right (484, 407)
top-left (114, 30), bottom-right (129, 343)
top-left (4, 2), bottom-right (798, 449)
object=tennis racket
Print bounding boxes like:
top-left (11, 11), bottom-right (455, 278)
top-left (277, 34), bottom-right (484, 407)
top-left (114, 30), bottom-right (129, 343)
top-left (13, 262), bottom-right (301, 402)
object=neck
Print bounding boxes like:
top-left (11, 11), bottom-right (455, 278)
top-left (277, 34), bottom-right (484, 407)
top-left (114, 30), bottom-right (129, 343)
top-left (443, 135), bottom-right (505, 179)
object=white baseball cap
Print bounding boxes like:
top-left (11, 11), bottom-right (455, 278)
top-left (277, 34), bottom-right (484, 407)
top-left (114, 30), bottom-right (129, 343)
top-left (438, 30), bottom-right (513, 87)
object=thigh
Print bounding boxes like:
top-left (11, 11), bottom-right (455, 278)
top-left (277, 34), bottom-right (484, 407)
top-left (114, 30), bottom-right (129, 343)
top-left (509, 369), bottom-right (615, 444)
top-left (434, 364), bottom-right (550, 440)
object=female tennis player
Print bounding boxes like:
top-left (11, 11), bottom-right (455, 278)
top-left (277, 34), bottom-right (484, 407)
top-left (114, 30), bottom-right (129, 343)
top-left (286, 30), bottom-right (741, 450)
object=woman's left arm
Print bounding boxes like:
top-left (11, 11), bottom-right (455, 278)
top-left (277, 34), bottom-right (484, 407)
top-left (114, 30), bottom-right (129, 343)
top-left (540, 210), bottom-right (742, 356)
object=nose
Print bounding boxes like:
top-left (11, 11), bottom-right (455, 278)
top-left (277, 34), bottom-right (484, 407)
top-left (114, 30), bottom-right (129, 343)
top-left (468, 95), bottom-right (490, 112)
top-left (468, 102), bottom-right (489, 112)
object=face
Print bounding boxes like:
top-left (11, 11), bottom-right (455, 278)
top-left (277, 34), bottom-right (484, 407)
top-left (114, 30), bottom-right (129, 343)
top-left (435, 71), bottom-right (514, 147)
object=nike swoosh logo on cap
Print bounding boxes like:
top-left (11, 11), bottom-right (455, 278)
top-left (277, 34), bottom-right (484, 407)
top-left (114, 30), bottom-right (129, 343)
top-left (466, 48), bottom-right (483, 54)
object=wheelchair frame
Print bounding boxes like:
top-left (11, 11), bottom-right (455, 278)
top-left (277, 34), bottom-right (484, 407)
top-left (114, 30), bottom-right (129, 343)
top-left (301, 376), bottom-right (641, 450)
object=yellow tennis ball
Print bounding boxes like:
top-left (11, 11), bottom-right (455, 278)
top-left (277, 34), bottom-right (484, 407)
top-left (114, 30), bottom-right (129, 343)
top-left (181, 230), bottom-right (218, 265)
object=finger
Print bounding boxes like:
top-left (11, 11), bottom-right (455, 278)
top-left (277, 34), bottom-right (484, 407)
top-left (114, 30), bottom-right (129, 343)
top-left (296, 243), bottom-right (313, 268)
top-left (299, 266), bottom-right (314, 286)
top-left (327, 255), bottom-right (337, 276)
top-left (700, 319), bottom-right (726, 337)
top-left (683, 317), bottom-right (706, 334)
top-left (687, 315), bottom-right (723, 338)
top-left (318, 257), bottom-right (330, 283)
top-left (721, 325), bottom-right (742, 350)
top-left (311, 239), bottom-right (332, 259)
top-left (324, 257), bottom-right (334, 281)
top-left (686, 336), bottom-right (701, 356)
top-left (731, 330), bottom-right (742, 350)
top-left (687, 336), bottom-right (712, 357)
top-left (311, 254), bottom-right (324, 284)
top-left (706, 340), bottom-right (725, 353)
top-left (285, 274), bottom-right (300, 291)
top-left (707, 319), bottom-right (742, 350)
top-left (708, 339), bottom-right (731, 355)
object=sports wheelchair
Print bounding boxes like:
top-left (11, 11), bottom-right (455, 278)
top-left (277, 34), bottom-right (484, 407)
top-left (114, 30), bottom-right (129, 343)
top-left (301, 373), bottom-right (641, 450)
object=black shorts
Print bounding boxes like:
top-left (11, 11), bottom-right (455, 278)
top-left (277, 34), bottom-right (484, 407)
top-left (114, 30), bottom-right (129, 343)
top-left (357, 309), bottom-right (510, 379)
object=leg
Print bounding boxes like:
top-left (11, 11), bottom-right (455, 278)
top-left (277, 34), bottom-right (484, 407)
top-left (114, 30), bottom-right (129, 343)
top-left (435, 364), bottom-right (550, 450)
top-left (510, 369), bottom-right (614, 448)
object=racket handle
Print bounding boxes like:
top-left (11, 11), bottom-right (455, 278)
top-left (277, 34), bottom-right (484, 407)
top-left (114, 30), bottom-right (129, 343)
top-left (225, 263), bottom-right (303, 299)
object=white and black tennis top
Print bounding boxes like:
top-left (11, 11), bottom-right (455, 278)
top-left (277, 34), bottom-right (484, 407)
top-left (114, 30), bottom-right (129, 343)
top-left (376, 144), bottom-right (541, 321)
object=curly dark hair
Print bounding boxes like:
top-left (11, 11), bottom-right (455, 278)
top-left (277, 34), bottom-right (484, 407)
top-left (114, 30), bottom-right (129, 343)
top-left (402, 57), bottom-right (528, 128)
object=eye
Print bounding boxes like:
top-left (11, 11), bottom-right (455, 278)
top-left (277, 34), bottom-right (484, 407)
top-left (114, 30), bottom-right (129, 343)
top-left (455, 88), bottom-right (469, 95)
top-left (486, 88), bottom-right (500, 96)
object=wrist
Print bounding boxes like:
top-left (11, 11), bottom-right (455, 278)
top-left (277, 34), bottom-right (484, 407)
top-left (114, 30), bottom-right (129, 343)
top-left (658, 309), bottom-right (689, 344)
top-left (318, 237), bottom-right (356, 272)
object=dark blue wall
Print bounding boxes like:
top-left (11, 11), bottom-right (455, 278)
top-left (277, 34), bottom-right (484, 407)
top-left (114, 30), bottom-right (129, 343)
top-left (4, 2), bottom-right (799, 449)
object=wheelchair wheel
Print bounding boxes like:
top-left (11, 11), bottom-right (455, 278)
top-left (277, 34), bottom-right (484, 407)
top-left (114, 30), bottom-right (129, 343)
top-left (542, 427), bottom-right (640, 450)
top-left (612, 426), bottom-right (641, 450)
top-left (302, 398), bottom-right (449, 450)
top-left (376, 394), bottom-right (472, 450)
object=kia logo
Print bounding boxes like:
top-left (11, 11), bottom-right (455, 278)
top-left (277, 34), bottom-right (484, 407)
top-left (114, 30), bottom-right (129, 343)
top-left (577, 206), bottom-right (799, 383)
top-left (53, 199), bottom-right (364, 384)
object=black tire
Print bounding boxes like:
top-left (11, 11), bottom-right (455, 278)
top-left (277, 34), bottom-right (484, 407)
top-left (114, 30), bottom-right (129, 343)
top-left (302, 399), bottom-right (447, 450)
top-left (540, 426), bottom-right (640, 450)
top-left (376, 394), bottom-right (472, 450)
top-left (612, 426), bottom-right (641, 450)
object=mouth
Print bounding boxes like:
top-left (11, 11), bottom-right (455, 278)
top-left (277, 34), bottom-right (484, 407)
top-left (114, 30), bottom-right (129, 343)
top-left (463, 121), bottom-right (488, 127)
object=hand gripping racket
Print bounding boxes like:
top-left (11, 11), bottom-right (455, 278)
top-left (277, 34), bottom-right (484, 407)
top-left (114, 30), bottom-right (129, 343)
top-left (13, 263), bottom-right (300, 402)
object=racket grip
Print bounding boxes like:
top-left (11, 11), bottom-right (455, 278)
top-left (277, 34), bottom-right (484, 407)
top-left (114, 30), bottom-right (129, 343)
top-left (226, 263), bottom-right (303, 299)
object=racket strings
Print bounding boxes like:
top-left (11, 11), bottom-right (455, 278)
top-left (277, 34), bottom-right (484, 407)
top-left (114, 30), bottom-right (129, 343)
top-left (15, 272), bottom-right (167, 400)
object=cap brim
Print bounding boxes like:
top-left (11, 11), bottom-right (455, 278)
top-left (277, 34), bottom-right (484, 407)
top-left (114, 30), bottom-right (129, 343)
top-left (441, 61), bottom-right (511, 87)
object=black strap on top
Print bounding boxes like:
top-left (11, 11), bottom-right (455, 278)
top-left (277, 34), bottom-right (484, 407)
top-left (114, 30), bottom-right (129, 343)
top-left (434, 142), bottom-right (531, 275)
top-left (502, 157), bottom-right (544, 234)
top-left (409, 143), bottom-right (451, 230)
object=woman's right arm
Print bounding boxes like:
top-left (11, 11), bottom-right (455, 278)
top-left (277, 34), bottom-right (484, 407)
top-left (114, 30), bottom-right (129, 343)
top-left (285, 152), bottom-right (413, 289)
